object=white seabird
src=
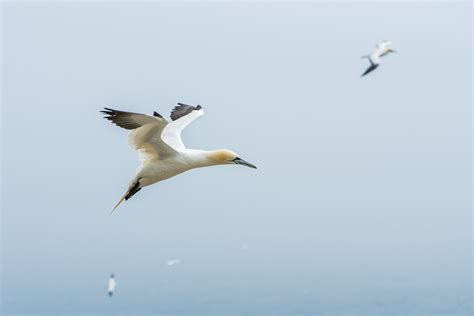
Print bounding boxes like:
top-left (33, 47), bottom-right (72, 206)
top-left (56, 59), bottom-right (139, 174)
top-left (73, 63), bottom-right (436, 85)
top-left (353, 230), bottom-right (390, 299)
top-left (166, 259), bottom-right (181, 266)
top-left (101, 103), bottom-right (257, 212)
top-left (361, 40), bottom-right (397, 77)
top-left (107, 274), bottom-right (116, 297)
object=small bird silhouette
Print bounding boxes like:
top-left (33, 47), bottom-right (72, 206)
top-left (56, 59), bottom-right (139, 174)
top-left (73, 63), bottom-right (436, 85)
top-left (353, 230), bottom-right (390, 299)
top-left (107, 274), bottom-right (116, 297)
top-left (361, 41), bottom-right (397, 77)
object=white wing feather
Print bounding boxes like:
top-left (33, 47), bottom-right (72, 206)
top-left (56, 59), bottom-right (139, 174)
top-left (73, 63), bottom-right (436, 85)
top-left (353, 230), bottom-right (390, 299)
top-left (128, 123), bottom-right (177, 163)
top-left (102, 106), bottom-right (203, 163)
top-left (161, 109), bottom-right (204, 151)
top-left (102, 108), bottom-right (177, 163)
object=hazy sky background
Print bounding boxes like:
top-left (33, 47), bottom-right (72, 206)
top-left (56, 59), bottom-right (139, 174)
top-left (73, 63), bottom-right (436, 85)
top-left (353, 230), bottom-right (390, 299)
top-left (1, 1), bottom-right (472, 315)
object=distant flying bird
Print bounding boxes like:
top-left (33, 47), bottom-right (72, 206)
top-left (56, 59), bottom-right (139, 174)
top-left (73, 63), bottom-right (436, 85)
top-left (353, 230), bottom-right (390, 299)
top-left (101, 103), bottom-right (257, 212)
top-left (361, 41), bottom-right (397, 77)
top-left (107, 274), bottom-right (116, 297)
top-left (166, 259), bottom-right (181, 266)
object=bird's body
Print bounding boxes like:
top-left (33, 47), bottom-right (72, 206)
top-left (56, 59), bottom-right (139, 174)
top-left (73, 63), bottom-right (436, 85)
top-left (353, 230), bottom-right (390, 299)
top-left (135, 149), bottom-right (221, 186)
top-left (166, 259), bottom-right (181, 266)
top-left (361, 41), bottom-right (396, 76)
top-left (107, 274), bottom-right (116, 297)
top-left (101, 103), bottom-right (256, 211)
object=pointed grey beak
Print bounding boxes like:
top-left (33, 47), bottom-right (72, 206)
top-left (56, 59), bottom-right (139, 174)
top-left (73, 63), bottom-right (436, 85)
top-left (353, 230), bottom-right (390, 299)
top-left (233, 157), bottom-right (257, 169)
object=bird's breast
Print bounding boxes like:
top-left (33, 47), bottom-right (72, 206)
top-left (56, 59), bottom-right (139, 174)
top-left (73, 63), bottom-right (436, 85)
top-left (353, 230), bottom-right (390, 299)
top-left (139, 156), bottom-right (198, 184)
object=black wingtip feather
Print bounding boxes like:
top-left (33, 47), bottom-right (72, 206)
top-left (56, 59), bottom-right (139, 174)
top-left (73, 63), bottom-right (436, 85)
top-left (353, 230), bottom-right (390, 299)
top-left (361, 64), bottom-right (379, 77)
top-left (100, 107), bottom-right (142, 130)
top-left (170, 103), bottom-right (203, 121)
top-left (100, 108), bottom-right (117, 116)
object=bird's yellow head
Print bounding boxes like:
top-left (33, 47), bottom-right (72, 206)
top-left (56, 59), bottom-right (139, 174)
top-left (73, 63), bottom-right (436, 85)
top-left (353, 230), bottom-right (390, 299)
top-left (208, 149), bottom-right (257, 169)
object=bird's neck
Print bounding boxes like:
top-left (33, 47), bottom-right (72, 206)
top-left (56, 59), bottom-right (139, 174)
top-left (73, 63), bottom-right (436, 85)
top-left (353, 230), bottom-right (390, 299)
top-left (185, 149), bottom-right (223, 168)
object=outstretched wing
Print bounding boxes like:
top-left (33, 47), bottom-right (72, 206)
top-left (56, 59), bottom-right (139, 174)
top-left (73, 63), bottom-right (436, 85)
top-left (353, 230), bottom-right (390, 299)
top-left (161, 103), bottom-right (204, 151)
top-left (361, 63), bottom-right (379, 77)
top-left (101, 108), bottom-right (177, 162)
top-left (101, 107), bottom-right (163, 129)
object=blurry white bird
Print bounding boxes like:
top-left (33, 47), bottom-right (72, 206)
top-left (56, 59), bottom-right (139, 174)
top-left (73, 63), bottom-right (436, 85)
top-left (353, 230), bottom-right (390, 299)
top-left (101, 103), bottom-right (257, 212)
top-left (166, 259), bottom-right (181, 266)
top-left (361, 41), bottom-right (397, 77)
top-left (107, 274), bottom-right (116, 297)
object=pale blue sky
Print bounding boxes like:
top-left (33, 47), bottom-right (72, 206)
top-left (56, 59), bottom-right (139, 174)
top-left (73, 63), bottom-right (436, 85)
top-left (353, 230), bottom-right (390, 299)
top-left (1, 1), bottom-right (472, 315)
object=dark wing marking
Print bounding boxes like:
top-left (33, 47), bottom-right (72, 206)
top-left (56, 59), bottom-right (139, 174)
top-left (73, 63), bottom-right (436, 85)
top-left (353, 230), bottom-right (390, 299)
top-left (101, 108), bottom-right (164, 130)
top-left (361, 64), bottom-right (379, 77)
top-left (170, 103), bottom-right (202, 121)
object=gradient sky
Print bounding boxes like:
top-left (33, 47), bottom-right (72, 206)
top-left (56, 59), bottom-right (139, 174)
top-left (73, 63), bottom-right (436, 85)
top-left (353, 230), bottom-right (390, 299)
top-left (1, 1), bottom-right (472, 315)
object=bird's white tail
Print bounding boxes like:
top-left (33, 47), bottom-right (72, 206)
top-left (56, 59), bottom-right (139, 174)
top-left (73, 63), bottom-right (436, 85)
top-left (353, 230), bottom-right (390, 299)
top-left (110, 179), bottom-right (142, 214)
top-left (110, 194), bottom-right (127, 214)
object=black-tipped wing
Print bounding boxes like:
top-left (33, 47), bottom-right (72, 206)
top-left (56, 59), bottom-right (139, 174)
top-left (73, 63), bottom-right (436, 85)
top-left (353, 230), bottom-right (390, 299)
top-left (361, 64), bottom-right (379, 77)
top-left (161, 103), bottom-right (204, 151)
top-left (101, 108), bottom-right (177, 162)
top-left (170, 103), bottom-right (202, 121)
top-left (101, 108), bottom-right (166, 130)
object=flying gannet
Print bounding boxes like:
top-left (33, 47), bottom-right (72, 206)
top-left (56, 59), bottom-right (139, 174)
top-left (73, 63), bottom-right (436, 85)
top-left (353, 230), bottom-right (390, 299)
top-left (107, 274), bottom-right (116, 297)
top-left (101, 103), bottom-right (257, 212)
top-left (361, 40), bottom-right (397, 77)
top-left (166, 259), bottom-right (181, 266)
